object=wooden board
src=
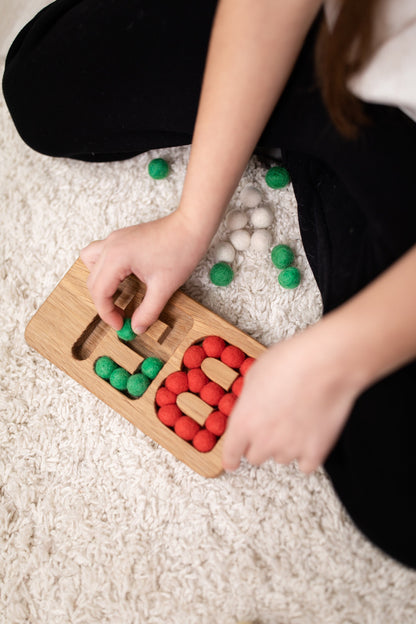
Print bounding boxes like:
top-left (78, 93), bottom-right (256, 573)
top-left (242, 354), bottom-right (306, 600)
top-left (25, 258), bottom-right (265, 477)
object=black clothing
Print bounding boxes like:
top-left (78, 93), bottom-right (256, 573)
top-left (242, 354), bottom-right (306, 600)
top-left (3, 0), bottom-right (416, 568)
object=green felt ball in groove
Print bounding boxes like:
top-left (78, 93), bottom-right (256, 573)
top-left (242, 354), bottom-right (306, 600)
top-left (117, 318), bottom-right (136, 341)
top-left (278, 266), bottom-right (301, 289)
top-left (94, 356), bottom-right (118, 379)
top-left (148, 158), bottom-right (169, 180)
top-left (265, 166), bottom-right (290, 189)
top-left (271, 244), bottom-right (294, 269)
top-left (141, 357), bottom-right (164, 380)
top-left (210, 262), bottom-right (234, 287)
top-left (127, 373), bottom-right (151, 397)
top-left (109, 367), bottom-right (131, 391)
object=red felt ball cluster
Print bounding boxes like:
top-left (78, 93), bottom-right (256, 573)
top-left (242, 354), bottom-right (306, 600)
top-left (156, 335), bottom-right (255, 454)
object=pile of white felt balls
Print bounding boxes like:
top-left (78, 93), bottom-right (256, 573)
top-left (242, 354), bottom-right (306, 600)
top-left (214, 184), bottom-right (274, 263)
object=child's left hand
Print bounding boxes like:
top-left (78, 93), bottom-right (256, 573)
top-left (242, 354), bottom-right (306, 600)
top-left (222, 322), bottom-right (362, 473)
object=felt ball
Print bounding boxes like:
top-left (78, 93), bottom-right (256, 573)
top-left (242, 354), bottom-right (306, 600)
top-left (200, 382), bottom-right (226, 406)
top-left (155, 386), bottom-right (177, 407)
top-left (158, 404), bottom-right (182, 427)
top-left (94, 356), bottom-right (118, 380)
top-left (109, 367), bottom-right (130, 391)
top-left (210, 262), bottom-right (234, 287)
top-left (127, 373), bottom-right (151, 397)
top-left (278, 266), bottom-right (301, 289)
top-left (205, 411), bottom-right (227, 436)
top-left (232, 376), bottom-right (244, 397)
top-left (188, 368), bottom-right (209, 393)
top-left (221, 345), bottom-right (246, 369)
top-left (226, 209), bottom-right (248, 231)
top-left (214, 241), bottom-right (236, 264)
top-left (117, 318), bottom-right (136, 342)
top-left (165, 371), bottom-right (189, 394)
top-left (271, 244), bottom-right (294, 269)
top-left (229, 229), bottom-right (251, 251)
top-left (218, 392), bottom-right (237, 416)
top-left (250, 229), bottom-right (272, 252)
top-left (240, 357), bottom-right (255, 376)
top-left (240, 185), bottom-right (262, 208)
top-left (265, 166), bottom-right (290, 189)
top-left (148, 157), bottom-right (169, 180)
top-left (250, 206), bottom-right (273, 228)
top-left (193, 429), bottom-right (217, 453)
top-left (174, 416), bottom-right (200, 441)
top-left (141, 357), bottom-right (164, 379)
top-left (202, 335), bottom-right (226, 358)
top-left (183, 345), bottom-right (206, 369)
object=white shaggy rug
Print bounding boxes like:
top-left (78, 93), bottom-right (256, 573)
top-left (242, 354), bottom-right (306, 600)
top-left (1, 66), bottom-right (416, 623)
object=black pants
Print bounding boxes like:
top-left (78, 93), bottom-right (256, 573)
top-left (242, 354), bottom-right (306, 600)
top-left (3, 0), bottom-right (416, 568)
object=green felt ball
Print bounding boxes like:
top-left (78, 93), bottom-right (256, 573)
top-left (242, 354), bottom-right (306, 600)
top-left (148, 158), bottom-right (169, 180)
top-left (117, 318), bottom-right (136, 342)
top-left (94, 356), bottom-right (118, 380)
top-left (271, 244), bottom-right (294, 269)
top-left (141, 357), bottom-right (164, 380)
top-left (265, 166), bottom-right (290, 189)
top-left (278, 266), bottom-right (301, 289)
top-left (210, 262), bottom-right (234, 286)
top-left (109, 367), bottom-right (130, 391)
top-left (127, 373), bottom-right (151, 397)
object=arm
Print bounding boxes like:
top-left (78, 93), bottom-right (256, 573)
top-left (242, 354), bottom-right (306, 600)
top-left (81, 0), bottom-right (323, 332)
top-left (222, 244), bottom-right (416, 473)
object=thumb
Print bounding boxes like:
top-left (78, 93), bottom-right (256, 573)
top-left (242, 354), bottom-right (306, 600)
top-left (131, 281), bottom-right (172, 334)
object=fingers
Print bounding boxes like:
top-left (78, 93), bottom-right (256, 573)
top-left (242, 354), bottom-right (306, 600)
top-left (130, 281), bottom-right (174, 335)
top-left (79, 240), bottom-right (104, 270)
top-left (86, 253), bottom-right (128, 331)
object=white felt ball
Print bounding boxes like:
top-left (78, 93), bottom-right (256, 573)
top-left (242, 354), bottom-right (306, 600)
top-left (226, 209), bottom-right (248, 231)
top-left (229, 229), bottom-right (251, 251)
top-left (240, 185), bottom-right (262, 208)
top-left (214, 241), bottom-right (236, 263)
top-left (250, 206), bottom-right (274, 228)
top-left (250, 229), bottom-right (272, 252)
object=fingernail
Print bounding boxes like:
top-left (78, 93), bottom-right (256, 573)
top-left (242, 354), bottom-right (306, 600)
top-left (132, 325), bottom-right (146, 335)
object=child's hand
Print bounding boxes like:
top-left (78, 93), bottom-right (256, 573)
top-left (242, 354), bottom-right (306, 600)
top-left (222, 324), bottom-right (362, 474)
top-left (80, 211), bottom-right (208, 333)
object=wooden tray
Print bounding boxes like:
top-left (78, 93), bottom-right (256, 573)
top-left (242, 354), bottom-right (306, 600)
top-left (25, 258), bottom-right (265, 477)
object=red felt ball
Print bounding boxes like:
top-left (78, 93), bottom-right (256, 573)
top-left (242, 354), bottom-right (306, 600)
top-left (200, 381), bottom-right (226, 406)
top-left (240, 357), bottom-right (255, 376)
top-left (188, 368), bottom-right (209, 393)
top-left (218, 392), bottom-right (237, 416)
top-left (221, 345), bottom-right (246, 369)
top-left (155, 386), bottom-right (177, 407)
top-left (165, 371), bottom-right (188, 395)
top-left (202, 335), bottom-right (226, 358)
top-left (232, 376), bottom-right (244, 397)
top-left (174, 416), bottom-right (200, 441)
top-left (205, 411), bottom-right (227, 436)
top-left (183, 345), bottom-right (206, 369)
top-left (158, 404), bottom-right (182, 427)
top-left (193, 429), bottom-right (217, 453)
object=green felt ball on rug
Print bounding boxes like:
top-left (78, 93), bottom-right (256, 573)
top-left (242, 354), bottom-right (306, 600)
top-left (278, 266), bottom-right (301, 289)
top-left (148, 158), bottom-right (169, 180)
top-left (117, 318), bottom-right (136, 342)
top-left (94, 356), bottom-right (118, 379)
top-left (127, 373), bottom-right (151, 397)
top-left (265, 166), bottom-right (290, 189)
top-left (109, 367), bottom-right (130, 391)
top-left (210, 262), bottom-right (234, 286)
top-left (271, 244), bottom-right (294, 269)
top-left (141, 357), bottom-right (164, 379)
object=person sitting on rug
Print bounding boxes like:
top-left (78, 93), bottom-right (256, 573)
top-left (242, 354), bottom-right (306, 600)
top-left (2, 0), bottom-right (415, 568)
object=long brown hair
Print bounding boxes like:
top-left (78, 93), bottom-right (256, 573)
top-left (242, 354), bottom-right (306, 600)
top-left (315, 0), bottom-right (380, 138)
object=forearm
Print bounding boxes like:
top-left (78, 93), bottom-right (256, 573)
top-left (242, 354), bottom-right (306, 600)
top-left (316, 245), bottom-right (416, 394)
top-left (177, 0), bottom-right (323, 245)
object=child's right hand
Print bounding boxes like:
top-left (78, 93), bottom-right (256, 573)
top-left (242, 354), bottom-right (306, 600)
top-left (80, 210), bottom-right (209, 333)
